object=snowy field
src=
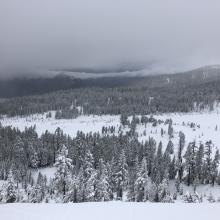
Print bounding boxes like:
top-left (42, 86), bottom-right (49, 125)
top-left (2, 109), bottom-right (220, 152)
top-left (1, 113), bottom-right (120, 137)
top-left (0, 202), bottom-right (219, 220)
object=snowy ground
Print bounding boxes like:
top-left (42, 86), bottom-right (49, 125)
top-left (2, 110), bottom-right (220, 152)
top-left (0, 112), bottom-right (120, 137)
top-left (0, 202), bottom-right (219, 220)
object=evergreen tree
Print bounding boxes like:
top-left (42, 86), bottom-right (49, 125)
top-left (134, 157), bottom-right (150, 202)
top-left (166, 140), bottom-right (174, 154)
top-left (94, 159), bottom-right (110, 201)
top-left (184, 141), bottom-right (197, 186)
top-left (158, 171), bottom-right (170, 201)
top-left (127, 156), bottom-right (139, 201)
top-left (168, 121), bottom-right (174, 139)
top-left (211, 150), bottom-right (220, 186)
top-left (114, 150), bottom-right (128, 200)
top-left (176, 131), bottom-right (185, 182)
top-left (54, 145), bottom-right (73, 197)
top-left (5, 170), bottom-right (17, 203)
top-left (204, 141), bottom-right (213, 184)
top-left (195, 143), bottom-right (204, 183)
top-left (78, 150), bottom-right (96, 202)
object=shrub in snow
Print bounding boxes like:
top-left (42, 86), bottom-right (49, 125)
top-left (28, 184), bottom-right (45, 203)
top-left (207, 193), bottom-right (216, 203)
top-left (173, 192), bottom-right (177, 200)
top-left (161, 195), bottom-right (174, 203)
top-left (182, 192), bottom-right (201, 203)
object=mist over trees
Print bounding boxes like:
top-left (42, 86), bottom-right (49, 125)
top-left (1, 66), bottom-right (220, 118)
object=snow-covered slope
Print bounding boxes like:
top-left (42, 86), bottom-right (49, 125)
top-left (0, 202), bottom-right (219, 220)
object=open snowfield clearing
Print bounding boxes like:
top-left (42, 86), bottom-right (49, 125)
top-left (0, 202), bottom-right (219, 220)
top-left (2, 109), bottom-right (220, 151)
top-left (1, 113), bottom-right (120, 137)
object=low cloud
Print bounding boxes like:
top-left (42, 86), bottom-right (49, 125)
top-left (1, 0), bottom-right (220, 78)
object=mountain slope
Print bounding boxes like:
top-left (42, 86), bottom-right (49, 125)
top-left (0, 65), bottom-right (220, 98)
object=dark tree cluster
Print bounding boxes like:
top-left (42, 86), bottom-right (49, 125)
top-left (1, 78), bottom-right (220, 118)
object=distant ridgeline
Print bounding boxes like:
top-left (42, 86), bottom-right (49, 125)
top-left (1, 66), bottom-right (220, 117)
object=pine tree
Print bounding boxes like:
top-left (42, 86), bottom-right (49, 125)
top-left (158, 170), bottom-right (170, 201)
top-left (163, 148), bottom-right (171, 178)
top-left (5, 170), bottom-right (17, 203)
top-left (30, 152), bottom-right (39, 168)
top-left (94, 159), bottom-right (110, 201)
top-left (127, 156), bottom-right (139, 201)
top-left (54, 145), bottom-right (73, 197)
top-left (211, 150), bottom-right (220, 186)
top-left (176, 131), bottom-right (185, 182)
top-left (78, 150), bottom-right (96, 202)
top-left (195, 143), bottom-right (204, 183)
top-left (184, 141), bottom-right (197, 186)
top-left (152, 142), bottom-right (163, 184)
top-left (169, 156), bottom-right (176, 179)
top-left (134, 157), bottom-right (150, 202)
top-left (204, 141), bottom-right (213, 184)
top-left (166, 140), bottom-right (174, 154)
top-left (168, 121), bottom-right (174, 139)
top-left (114, 150), bottom-right (128, 200)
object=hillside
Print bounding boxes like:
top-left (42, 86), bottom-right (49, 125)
top-left (0, 65), bottom-right (220, 98)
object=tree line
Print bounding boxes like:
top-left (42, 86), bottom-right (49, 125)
top-left (1, 78), bottom-right (220, 118)
top-left (0, 118), bottom-right (219, 203)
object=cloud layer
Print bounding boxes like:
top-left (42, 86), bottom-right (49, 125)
top-left (1, 0), bottom-right (220, 78)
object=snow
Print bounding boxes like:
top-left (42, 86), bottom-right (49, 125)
top-left (0, 113), bottom-right (120, 137)
top-left (0, 202), bottom-right (219, 220)
top-left (32, 167), bottom-right (56, 182)
top-left (169, 180), bottom-right (220, 198)
top-left (2, 110), bottom-right (220, 152)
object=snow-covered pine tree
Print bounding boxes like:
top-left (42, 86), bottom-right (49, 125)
top-left (94, 159), bottom-right (110, 201)
top-left (5, 170), bottom-right (17, 203)
top-left (78, 150), bottom-right (96, 202)
top-left (169, 156), bottom-right (176, 179)
top-left (184, 141), bottom-right (197, 186)
top-left (127, 156), bottom-right (139, 201)
top-left (114, 150), bottom-right (128, 200)
top-left (204, 140), bottom-right (213, 184)
top-left (54, 145), bottom-right (73, 197)
top-left (166, 140), bottom-right (174, 154)
top-left (30, 152), bottom-right (40, 168)
top-left (134, 157), bottom-right (151, 202)
top-left (210, 149), bottom-right (220, 185)
top-left (195, 143), bottom-right (204, 183)
top-left (152, 141), bottom-right (163, 184)
top-left (158, 170), bottom-right (170, 201)
top-left (176, 131), bottom-right (185, 182)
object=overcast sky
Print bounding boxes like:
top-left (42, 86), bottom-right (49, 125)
top-left (1, 0), bottom-right (220, 78)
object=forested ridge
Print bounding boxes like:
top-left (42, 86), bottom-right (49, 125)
top-left (1, 79), bottom-right (220, 118)
top-left (1, 66), bottom-right (220, 118)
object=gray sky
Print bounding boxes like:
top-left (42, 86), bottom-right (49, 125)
top-left (1, 0), bottom-right (220, 78)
